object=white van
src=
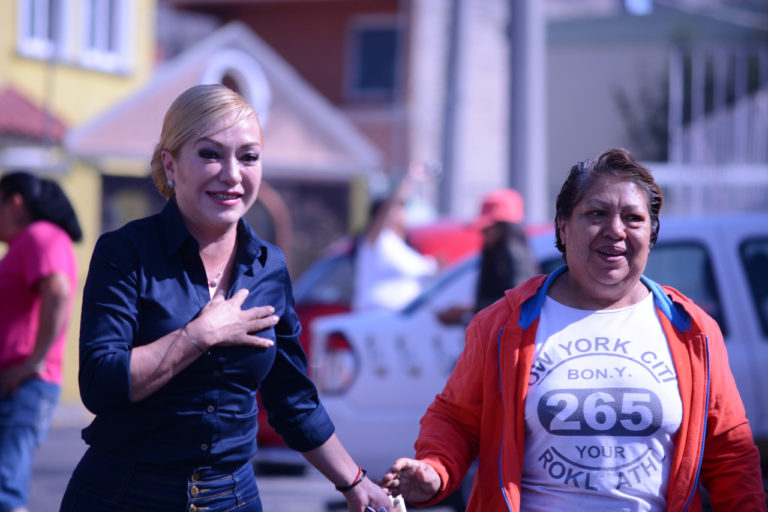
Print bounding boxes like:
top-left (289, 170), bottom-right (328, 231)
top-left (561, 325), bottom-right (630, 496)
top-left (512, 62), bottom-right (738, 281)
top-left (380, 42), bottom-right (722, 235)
top-left (310, 214), bottom-right (768, 496)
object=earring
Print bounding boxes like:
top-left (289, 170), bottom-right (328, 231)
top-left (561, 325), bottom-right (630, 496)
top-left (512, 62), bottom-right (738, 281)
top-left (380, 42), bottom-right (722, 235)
top-left (168, 179), bottom-right (175, 188)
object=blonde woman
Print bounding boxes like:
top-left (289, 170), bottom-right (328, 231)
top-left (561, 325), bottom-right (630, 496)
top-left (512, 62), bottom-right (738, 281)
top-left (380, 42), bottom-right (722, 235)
top-left (61, 84), bottom-right (392, 512)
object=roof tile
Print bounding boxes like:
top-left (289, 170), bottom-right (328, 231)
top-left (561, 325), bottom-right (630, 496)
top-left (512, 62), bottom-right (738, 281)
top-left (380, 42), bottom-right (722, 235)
top-left (0, 86), bottom-right (67, 142)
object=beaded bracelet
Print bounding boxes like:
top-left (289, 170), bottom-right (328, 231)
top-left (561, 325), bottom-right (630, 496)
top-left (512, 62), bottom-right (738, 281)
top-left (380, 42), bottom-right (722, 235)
top-left (335, 466), bottom-right (366, 492)
top-left (183, 326), bottom-right (206, 354)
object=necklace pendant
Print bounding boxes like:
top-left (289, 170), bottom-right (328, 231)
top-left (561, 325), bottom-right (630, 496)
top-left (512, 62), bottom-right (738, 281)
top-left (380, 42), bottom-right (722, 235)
top-left (208, 270), bottom-right (223, 289)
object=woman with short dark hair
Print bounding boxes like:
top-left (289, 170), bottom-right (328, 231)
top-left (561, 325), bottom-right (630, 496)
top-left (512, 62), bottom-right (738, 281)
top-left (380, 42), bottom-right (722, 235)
top-left (382, 148), bottom-right (766, 511)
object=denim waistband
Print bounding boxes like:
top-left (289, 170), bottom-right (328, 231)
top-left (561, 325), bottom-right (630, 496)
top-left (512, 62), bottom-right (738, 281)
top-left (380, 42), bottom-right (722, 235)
top-left (61, 447), bottom-right (261, 511)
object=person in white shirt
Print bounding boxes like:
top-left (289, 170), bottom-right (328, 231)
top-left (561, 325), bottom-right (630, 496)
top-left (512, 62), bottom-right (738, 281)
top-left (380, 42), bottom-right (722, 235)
top-left (352, 168), bottom-right (438, 312)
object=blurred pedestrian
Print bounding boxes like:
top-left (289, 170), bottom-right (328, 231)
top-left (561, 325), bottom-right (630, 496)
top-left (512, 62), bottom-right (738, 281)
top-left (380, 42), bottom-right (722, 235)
top-left (0, 171), bottom-right (82, 512)
top-left (381, 148), bottom-right (766, 511)
top-left (352, 163), bottom-right (438, 312)
top-left (59, 84), bottom-right (393, 512)
top-left (437, 188), bottom-right (539, 326)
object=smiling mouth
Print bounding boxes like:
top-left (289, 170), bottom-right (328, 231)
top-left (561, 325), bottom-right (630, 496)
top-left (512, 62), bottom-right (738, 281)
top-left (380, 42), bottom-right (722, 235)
top-left (597, 247), bottom-right (626, 258)
top-left (207, 192), bottom-right (241, 200)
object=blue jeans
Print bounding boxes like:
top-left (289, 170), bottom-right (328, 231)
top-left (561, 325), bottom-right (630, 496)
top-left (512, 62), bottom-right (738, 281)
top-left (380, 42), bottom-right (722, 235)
top-left (0, 377), bottom-right (60, 511)
top-left (60, 447), bottom-right (263, 512)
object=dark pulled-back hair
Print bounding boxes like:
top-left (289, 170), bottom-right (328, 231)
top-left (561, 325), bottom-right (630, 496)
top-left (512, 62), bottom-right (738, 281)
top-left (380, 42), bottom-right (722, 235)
top-left (554, 148), bottom-right (662, 257)
top-left (0, 171), bottom-right (83, 242)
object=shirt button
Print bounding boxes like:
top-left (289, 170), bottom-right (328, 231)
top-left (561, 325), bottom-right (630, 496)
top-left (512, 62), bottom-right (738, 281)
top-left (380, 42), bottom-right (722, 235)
top-left (206, 405), bottom-right (215, 413)
top-left (190, 471), bottom-right (200, 482)
top-left (200, 443), bottom-right (208, 452)
top-left (190, 485), bottom-right (200, 497)
top-left (189, 506), bottom-right (197, 512)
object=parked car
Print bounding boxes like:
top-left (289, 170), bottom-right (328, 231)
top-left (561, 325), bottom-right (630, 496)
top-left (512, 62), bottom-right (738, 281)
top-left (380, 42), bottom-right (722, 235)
top-left (253, 219), bottom-right (482, 469)
top-left (309, 214), bottom-right (768, 505)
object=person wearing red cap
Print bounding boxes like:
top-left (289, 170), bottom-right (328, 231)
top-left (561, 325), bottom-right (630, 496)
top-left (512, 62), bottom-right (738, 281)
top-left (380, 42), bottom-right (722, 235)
top-left (437, 188), bottom-right (539, 325)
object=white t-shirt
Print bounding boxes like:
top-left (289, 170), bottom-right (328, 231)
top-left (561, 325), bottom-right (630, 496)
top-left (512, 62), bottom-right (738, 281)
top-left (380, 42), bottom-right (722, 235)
top-left (352, 228), bottom-right (438, 311)
top-left (521, 292), bottom-right (683, 512)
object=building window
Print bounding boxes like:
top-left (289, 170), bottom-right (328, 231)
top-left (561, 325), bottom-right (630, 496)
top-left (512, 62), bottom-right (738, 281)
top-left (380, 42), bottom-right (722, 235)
top-left (80, 0), bottom-right (130, 72)
top-left (16, 0), bottom-right (131, 73)
top-left (16, 0), bottom-right (68, 60)
top-left (346, 18), bottom-right (400, 101)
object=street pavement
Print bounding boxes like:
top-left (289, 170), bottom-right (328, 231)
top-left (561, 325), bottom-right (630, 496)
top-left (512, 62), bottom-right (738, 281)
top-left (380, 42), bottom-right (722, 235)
top-left (27, 404), bottom-right (453, 512)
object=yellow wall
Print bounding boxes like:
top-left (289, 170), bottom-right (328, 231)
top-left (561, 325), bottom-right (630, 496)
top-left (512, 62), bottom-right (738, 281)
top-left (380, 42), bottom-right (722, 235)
top-left (1, 0), bottom-right (156, 126)
top-left (0, 3), bottom-right (12, 82)
top-left (57, 165), bottom-right (102, 404)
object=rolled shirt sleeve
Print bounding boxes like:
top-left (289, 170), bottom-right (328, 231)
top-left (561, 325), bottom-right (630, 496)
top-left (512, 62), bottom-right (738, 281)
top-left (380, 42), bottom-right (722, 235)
top-left (78, 232), bottom-right (136, 414)
top-left (258, 265), bottom-right (335, 452)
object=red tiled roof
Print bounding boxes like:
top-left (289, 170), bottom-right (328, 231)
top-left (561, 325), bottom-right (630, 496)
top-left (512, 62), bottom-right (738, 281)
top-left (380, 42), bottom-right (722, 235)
top-left (0, 86), bottom-right (67, 142)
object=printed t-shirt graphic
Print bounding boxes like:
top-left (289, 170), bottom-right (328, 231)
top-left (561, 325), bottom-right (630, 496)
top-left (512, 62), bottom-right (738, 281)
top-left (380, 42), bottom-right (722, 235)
top-left (520, 292), bottom-right (683, 512)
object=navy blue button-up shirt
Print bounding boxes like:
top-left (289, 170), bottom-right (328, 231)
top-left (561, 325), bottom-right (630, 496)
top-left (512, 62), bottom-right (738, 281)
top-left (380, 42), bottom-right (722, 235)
top-left (78, 199), bottom-right (334, 467)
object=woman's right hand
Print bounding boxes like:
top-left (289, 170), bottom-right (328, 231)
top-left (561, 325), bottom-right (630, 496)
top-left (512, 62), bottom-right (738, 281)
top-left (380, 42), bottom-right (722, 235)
top-left (379, 458), bottom-right (441, 505)
top-left (186, 288), bottom-right (279, 350)
top-left (128, 288), bottom-right (279, 402)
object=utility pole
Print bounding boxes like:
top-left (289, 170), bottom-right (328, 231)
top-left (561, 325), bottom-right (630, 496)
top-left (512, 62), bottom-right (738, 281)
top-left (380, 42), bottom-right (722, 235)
top-left (438, 0), bottom-right (463, 215)
top-left (508, 0), bottom-right (548, 222)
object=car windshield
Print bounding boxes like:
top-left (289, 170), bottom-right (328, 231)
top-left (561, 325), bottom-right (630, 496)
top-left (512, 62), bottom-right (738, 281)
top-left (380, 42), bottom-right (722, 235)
top-left (402, 255), bottom-right (479, 316)
top-left (401, 251), bottom-right (564, 316)
top-left (740, 236), bottom-right (768, 338)
top-left (293, 252), bottom-right (354, 305)
top-left (644, 240), bottom-right (726, 336)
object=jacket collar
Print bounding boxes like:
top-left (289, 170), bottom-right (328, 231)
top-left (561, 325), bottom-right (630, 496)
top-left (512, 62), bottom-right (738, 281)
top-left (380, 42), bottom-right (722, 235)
top-left (517, 265), bottom-right (691, 332)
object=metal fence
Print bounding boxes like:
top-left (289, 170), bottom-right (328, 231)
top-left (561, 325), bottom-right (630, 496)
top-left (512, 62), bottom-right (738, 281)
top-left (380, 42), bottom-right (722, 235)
top-left (665, 44), bottom-right (768, 214)
top-left (668, 44), bottom-right (768, 165)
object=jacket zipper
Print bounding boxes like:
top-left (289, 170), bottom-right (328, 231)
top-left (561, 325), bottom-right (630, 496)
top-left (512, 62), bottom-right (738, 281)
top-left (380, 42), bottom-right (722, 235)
top-left (496, 326), bottom-right (514, 512)
top-left (681, 334), bottom-right (710, 511)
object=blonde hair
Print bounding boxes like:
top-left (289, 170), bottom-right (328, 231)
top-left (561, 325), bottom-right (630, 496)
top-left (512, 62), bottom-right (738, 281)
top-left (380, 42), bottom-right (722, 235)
top-left (151, 84), bottom-right (261, 199)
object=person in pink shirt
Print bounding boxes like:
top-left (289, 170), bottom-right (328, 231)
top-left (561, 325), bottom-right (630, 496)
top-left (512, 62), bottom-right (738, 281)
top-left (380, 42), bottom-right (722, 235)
top-left (0, 171), bottom-right (81, 512)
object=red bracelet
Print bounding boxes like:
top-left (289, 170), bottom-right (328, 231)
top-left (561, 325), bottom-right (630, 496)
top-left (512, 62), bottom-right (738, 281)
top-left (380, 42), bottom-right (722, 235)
top-left (335, 466), bottom-right (366, 492)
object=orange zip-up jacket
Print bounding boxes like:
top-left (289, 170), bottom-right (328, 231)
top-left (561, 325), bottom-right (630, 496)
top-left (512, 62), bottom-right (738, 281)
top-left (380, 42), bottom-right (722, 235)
top-left (414, 268), bottom-right (766, 511)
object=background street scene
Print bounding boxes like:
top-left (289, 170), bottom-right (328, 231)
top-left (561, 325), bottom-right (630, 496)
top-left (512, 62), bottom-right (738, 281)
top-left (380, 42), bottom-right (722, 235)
top-left (2, 0), bottom-right (767, 510)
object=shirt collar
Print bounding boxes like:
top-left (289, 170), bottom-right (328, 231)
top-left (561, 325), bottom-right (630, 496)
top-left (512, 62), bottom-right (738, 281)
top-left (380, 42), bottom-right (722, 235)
top-left (159, 198), bottom-right (269, 272)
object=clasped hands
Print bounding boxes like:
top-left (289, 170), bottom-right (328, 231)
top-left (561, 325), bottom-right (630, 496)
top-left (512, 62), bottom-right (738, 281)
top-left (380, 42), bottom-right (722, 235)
top-left (354, 458), bottom-right (439, 512)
